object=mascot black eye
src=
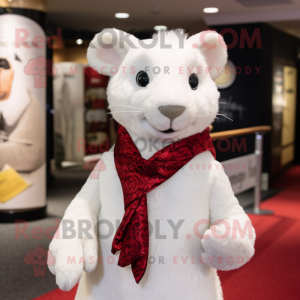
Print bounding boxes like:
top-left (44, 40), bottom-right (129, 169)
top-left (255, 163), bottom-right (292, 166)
top-left (136, 71), bottom-right (149, 87)
top-left (189, 73), bottom-right (198, 90)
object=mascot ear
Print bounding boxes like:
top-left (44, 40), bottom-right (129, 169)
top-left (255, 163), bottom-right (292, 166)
top-left (188, 31), bottom-right (227, 80)
top-left (87, 28), bottom-right (139, 76)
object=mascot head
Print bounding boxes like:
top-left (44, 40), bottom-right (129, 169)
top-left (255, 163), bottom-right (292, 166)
top-left (87, 29), bottom-right (227, 141)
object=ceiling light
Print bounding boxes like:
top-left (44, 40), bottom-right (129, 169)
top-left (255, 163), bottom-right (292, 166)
top-left (115, 13), bottom-right (130, 18)
top-left (203, 7), bottom-right (219, 13)
top-left (154, 25), bottom-right (167, 31)
top-left (76, 39), bottom-right (83, 45)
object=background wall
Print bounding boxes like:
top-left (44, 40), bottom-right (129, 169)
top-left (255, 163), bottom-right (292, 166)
top-left (53, 48), bottom-right (88, 64)
top-left (53, 23), bottom-right (300, 185)
top-left (212, 23), bottom-right (300, 184)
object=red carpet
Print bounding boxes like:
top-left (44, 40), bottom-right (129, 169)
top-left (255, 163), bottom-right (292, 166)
top-left (218, 165), bottom-right (300, 300)
top-left (34, 166), bottom-right (300, 300)
top-left (32, 285), bottom-right (78, 300)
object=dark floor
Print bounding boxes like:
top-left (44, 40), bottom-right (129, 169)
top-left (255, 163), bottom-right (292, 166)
top-left (0, 167), bottom-right (90, 300)
top-left (0, 167), bottom-right (277, 300)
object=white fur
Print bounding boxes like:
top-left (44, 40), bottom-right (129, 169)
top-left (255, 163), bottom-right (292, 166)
top-left (87, 29), bottom-right (225, 140)
top-left (49, 29), bottom-right (255, 299)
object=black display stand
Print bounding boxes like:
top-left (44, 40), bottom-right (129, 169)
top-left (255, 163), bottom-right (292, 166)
top-left (0, 206), bottom-right (47, 223)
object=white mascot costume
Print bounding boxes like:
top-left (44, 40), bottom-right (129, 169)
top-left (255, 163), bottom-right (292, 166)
top-left (49, 29), bottom-right (255, 300)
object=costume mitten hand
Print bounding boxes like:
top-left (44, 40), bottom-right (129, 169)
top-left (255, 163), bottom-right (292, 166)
top-left (48, 198), bottom-right (98, 291)
top-left (201, 213), bottom-right (255, 271)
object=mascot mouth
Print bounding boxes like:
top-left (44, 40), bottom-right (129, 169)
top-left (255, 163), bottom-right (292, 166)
top-left (159, 128), bottom-right (175, 134)
top-left (147, 119), bottom-right (176, 134)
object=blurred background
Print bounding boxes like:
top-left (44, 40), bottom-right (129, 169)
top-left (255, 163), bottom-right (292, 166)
top-left (0, 0), bottom-right (300, 299)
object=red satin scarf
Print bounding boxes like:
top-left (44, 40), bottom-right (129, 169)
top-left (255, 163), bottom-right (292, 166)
top-left (112, 125), bottom-right (216, 283)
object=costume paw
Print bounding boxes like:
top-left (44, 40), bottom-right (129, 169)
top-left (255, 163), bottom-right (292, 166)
top-left (48, 221), bottom-right (98, 291)
top-left (201, 223), bottom-right (255, 271)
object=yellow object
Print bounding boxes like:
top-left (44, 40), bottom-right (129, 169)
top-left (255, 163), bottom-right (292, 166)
top-left (0, 165), bottom-right (30, 203)
top-left (281, 145), bottom-right (295, 166)
top-left (281, 66), bottom-right (297, 147)
top-left (0, 0), bottom-right (47, 12)
top-left (281, 66), bottom-right (297, 166)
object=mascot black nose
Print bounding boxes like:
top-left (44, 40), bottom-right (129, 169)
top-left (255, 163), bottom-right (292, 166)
top-left (158, 105), bottom-right (185, 122)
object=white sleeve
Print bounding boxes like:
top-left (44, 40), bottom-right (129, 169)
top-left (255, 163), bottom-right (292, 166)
top-left (209, 163), bottom-right (245, 222)
top-left (63, 168), bottom-right (101, 221)
top-left (201, 161), bottom-right (256, 271)
top-left (48, 166), bottom-right (101, 291)
top-left (75, 171), bottom-right (101, 214)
